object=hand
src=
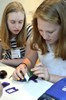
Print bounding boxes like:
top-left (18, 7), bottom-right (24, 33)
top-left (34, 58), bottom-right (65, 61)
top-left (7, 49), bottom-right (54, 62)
top-left (12, 64), bottom-right (28, 81)
top-left (0, 82), bottom-right (3, 97)
top-left (0, 59), bottom-right (3, 63)
top-left (31, 63), bottom-right (50, 81)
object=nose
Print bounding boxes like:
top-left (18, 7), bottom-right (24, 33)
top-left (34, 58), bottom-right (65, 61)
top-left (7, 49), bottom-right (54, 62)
top-left (15, 23), bottom-right (19, 29)
top-left (43, 31), bottom-right (49, 40)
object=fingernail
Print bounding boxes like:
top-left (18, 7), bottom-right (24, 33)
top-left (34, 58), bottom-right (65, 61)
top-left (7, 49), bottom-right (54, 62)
top-left (17, 77), bottom-right (20, 80)
top-left (22, 77), bottom-right (24, 80)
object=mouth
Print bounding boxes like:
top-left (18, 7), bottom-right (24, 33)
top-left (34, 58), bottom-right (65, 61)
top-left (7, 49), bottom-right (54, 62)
top-left (13, 30), bottom-right (20, 33)
top-left (14, 30), bottom-right (19, 32)
top-left (46, 39), bottom-right (51, 42)
top-left (46, 40), bottom-right (52, 44)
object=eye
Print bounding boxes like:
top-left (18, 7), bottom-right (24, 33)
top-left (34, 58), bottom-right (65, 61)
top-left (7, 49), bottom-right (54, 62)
top-left (47, 31), bottom-right (54, 34)
top-left (10, 20), bottom-right (16, 24)
top-left (19, 20), bottom-right (24, 24)
top-left (38, 29), bottom-right (43, 33)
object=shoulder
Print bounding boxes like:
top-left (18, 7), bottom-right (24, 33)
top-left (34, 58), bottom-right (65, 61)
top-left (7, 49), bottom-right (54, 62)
top-left (26, 24), bottom-right (33, 39)
top-left (26, 24), bottom-right (33, 33)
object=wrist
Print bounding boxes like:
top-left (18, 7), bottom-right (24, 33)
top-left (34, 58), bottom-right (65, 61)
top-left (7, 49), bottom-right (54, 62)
top-left (19, 58), bottom-right (31, 69)
top-left (20, 63), bottom-right (28, 69)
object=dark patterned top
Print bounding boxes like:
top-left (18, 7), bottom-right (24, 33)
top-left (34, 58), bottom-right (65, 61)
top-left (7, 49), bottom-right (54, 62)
top-left (2, 24), bottom-right (32, 59)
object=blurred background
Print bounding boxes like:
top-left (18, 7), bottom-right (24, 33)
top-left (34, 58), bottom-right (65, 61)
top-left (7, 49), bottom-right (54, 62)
top-left (0, 0), bottom-right (44, 24)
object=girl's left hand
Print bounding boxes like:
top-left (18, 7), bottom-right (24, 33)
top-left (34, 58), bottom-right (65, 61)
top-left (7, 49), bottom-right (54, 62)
top-left (31, 63), bottom-right (50, 81)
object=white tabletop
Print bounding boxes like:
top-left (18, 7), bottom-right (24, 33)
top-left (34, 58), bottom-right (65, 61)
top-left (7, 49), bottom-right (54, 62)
top-left (0, 63), bottom-right (15, 82)
top-left (0, 63), bottom-right (53, 100)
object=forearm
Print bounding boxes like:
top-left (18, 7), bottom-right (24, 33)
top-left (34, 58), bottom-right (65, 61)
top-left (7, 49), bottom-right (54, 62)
top-left (0, 59), bottom-right (23, 67)
top-left (49, 74), bottom-right (66, 83)
top-left (23, 47), bottom-right (38, 69)
top-left (22, 55), bottom-right (38, 70)
top-left (23, 35), bottom-right (38, 69)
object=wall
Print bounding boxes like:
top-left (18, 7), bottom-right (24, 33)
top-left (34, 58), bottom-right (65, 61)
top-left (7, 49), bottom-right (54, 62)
top-left (0, 0), bottom-right (43, 24)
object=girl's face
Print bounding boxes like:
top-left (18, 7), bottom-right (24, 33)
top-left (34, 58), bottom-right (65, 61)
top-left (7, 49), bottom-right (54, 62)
top-left (7, 11), bottom-right (24, 36)
top-left (37, 18), bottom-right (61, 45)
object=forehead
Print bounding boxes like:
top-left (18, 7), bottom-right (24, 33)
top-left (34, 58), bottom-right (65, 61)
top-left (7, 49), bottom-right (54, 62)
top-left (7, 11), bottom-right (24, 20)
top-left (37, 18), bottom-right (60, 30)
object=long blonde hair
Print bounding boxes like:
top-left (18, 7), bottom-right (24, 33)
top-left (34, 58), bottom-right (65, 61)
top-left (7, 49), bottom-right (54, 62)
top-left (31, 0), bottom-right (66, 60)
top-left (0, 1), bottom-right (26, 49)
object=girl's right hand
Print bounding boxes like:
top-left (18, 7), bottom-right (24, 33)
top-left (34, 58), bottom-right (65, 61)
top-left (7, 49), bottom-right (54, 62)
top-left (31, 63), bottom-right (50, 81)
top-left (12, 64), bottom-right (28, 81)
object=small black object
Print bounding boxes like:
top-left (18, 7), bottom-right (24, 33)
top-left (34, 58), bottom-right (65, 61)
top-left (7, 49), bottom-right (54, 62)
top-left (19, 78), bottom-right (26, 82)
top-left (18, 70), bottom-right (38, 82)
top-left (2, 82), bottom-right (10, 88)
top-left (37, 93), bottom-right (53, 100)
top-left (0, 70), bottom-right (7, 79)
top-left (29, 74), bottom-right (38, 82)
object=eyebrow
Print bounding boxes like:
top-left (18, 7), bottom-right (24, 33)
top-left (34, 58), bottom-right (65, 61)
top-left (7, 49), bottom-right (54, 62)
top-left (10, 19), bottom-right (24, 21)
top-left (38, 28), bottom-right (56, 32)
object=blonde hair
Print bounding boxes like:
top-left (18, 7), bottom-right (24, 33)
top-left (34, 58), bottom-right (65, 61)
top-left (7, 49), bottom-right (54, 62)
top-left (31, 0), bottom-right (66, 60)
top-left (0, 1), bottom-right (26, 49)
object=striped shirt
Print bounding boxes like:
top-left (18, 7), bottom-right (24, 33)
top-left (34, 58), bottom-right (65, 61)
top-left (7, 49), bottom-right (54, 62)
top-left (2, 24), bottom-right (32, 59)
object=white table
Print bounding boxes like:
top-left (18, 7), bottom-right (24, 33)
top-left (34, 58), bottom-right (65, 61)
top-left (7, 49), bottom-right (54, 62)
top-left (0, 63), bottom-right (15, 82)
top-left (0, 63), bottom-right (53, 100)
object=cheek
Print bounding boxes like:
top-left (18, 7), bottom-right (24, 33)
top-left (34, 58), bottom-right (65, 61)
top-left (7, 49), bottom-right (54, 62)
top-left (7, 22), bottom-right (13, 29)
top-left (21, 24), bottom-right (23, 28)
top-left (19, 23), bottom-right (24, 30)
top-left (22, 21), bottom-right (24, 26)
top-left (52, 33), bottom-right (59, 41)
top-left (39, 32), bottom-right (44, 37)
top-left (8, 24), bottom-right (13, 31)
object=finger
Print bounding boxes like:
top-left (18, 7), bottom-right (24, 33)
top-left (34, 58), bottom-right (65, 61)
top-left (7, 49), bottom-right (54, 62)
top-left (38, 73), bottom-right (45, 79)
top-left (16, 65), bottom-right (28, 80)
top-left (12, 67), bottom-right (23, 80)
top-left (31, 66), bottom-right (42, 72)
top-left (33, 69), bottom-right (43, 75)
top-left (36, 63), bottom-right (43, 67)
top-left (16, 69), bottom-right (24, 80)
top-left (12, 71), bottom-right (20, 80)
